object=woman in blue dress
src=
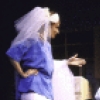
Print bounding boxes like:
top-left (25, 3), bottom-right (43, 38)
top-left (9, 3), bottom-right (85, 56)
top-left (6, 7), bottom-right (86, 100)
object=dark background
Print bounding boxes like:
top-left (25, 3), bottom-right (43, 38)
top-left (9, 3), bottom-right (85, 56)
top-left (0, 0), bottom-right (100, 99)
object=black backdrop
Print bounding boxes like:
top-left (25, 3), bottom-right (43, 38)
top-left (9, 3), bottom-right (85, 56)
top-left (0, 0), bottom-right (100, 99)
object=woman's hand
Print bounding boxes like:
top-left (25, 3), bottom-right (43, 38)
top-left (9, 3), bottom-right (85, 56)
top-left (10, 59), bottom-right (38, 78)
top-left (68, 54), bottom-right (86, 67)
top-left (22, 69), bottom-right (38, 78)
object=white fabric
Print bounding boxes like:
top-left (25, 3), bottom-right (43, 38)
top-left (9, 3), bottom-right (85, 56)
top-left (21, 93), bottom-right (51, 100)
top-left (12, 7), bottom-right (60, 47)
top-left (95, 87), bottom-right (100, 100)
top-left (43, 7), bottom-right (60, 23)
top-left (43, 7), bottom-right (50, 17)
top-left (11, 7), bottom-right (51, 46)
top-left (52, 59), bottom-right (75, 100)
top-left (50, 14), bottom-right (59, 23)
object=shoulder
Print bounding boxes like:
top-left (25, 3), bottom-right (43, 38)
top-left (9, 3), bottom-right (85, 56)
top-left (22, 38), bottom-right (37, 48)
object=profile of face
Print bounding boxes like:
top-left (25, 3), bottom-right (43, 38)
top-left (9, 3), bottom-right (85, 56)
top-left (50, 21), bottom-right (60, 39)
top-left (40, 8), bottom-right (60, 39)
top-left (39, 22), bottom-right (60, 40)
top-left (49, 11), bottom-right (60, 39)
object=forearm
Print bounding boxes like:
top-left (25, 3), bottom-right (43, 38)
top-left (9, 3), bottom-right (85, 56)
top-left (10, 58), bottom-right (24, 76)
top-left (67, 58), bottom-right (86, 66)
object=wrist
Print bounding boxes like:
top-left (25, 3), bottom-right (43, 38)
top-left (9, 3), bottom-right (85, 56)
top-left (67, 60), bottom-right (71, 65)
top-left (66, 59), bottom-right (70, 65)
top-left (68, 61), bottom-right (71, 65)
top-left (20, 71), bottom-right (25, 77)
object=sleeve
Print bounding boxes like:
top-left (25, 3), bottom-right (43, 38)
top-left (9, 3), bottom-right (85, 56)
top-left (6, 42), bottom-right (29, 62)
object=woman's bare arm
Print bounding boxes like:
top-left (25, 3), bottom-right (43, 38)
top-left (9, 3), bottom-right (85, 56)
top-left (67, 54), bottom-right (86, 67)
top-left (10, 58), bottom-right (38, 78)
top-left (10, 58), bottom-right (26, 77)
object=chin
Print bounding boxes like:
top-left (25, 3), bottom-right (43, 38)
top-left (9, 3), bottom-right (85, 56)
top-left (51, 35), bottom-right (56, 39)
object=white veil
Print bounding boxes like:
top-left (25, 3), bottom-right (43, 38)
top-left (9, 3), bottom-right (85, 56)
top-left (11, 7), bottom-right (51, 46)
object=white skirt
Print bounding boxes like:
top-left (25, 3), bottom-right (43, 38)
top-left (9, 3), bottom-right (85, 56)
top-left (21, 93), bottom-right (50, 100)
top-left (52, 60), bottom-right (75, 100)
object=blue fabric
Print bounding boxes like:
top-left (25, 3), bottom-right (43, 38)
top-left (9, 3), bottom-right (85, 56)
top-left (6, 39), bottom-right (54, 100)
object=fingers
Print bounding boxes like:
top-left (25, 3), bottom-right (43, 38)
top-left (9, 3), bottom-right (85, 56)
top-left (80, 59), bottom-right (86, 65)
top-left (25, 69), bottom-right (38, 76)
top-left (83, 59), bottom-right (86, 65)
top-left (71, 54), bottom-right (78, 59)
top-left (23, 69), bottom-right (38, 78)
top-left (78, 65), bottom-right (82, 67)
top-left (78, 59), bottom-right (86, 67)
top-left (33, 69), bottom-right (38, 75)
top-left (73, 54), bottom-right (78, 58)
top-left (68, 54), bottom-right (78, 62)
